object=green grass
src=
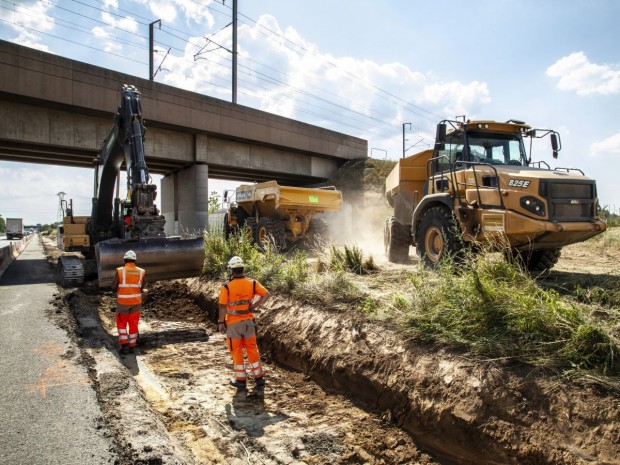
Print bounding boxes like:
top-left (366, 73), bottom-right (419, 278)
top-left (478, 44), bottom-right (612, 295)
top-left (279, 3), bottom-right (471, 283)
top-left (202, 230), bottom-right (620, 381)
top-left (390, 253), bottom-right (619, 376)
top-left (202, 231), bottom-right (368, 305)
top-left (324, 244), bottom-right (379, 275)
top-left (587, 226), bottom-right (620, 249)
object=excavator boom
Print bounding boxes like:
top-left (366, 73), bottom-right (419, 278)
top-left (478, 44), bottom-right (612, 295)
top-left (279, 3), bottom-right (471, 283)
top-left (60, 85), bottom-right (205, 287)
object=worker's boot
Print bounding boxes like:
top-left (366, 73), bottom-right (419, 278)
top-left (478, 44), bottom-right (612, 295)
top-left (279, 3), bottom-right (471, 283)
top-left (254, 376), bottom-right (265, 387)
top-left (229, 378), bottom-right (247, 390)
top-left (119, 345), bottom-right (130, 355)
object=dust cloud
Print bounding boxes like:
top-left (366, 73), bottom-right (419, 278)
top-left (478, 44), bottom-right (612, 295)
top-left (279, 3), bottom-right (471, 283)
top-left (323, 191), bottom-right (400, 264)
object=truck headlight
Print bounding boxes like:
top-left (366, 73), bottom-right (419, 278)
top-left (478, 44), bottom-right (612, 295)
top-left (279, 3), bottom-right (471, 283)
top-left (520, 196), bottom-right (546, 216)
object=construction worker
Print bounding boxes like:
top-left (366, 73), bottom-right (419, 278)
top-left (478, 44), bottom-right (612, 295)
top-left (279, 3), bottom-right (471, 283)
top-left (218, 256), bottom-right (270, 390)
top-left (111, 250), bottom-right (145, 355)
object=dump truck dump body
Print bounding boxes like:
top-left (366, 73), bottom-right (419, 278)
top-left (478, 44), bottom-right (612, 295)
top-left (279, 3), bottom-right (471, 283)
top-left (236, 181), bottom-right (343, 217)
top-left (226, 181), bottom-right (343, 249)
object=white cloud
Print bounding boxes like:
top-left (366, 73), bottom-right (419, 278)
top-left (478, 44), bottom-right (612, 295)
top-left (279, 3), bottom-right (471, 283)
top-left (127, 0), bottom-right (214, 29)
top-left (589, 131), bottom-right (620, 157)
top-left (174, 0), bottom-right (215, 27)
top-left (0, 0), bottom-right (54, 51)
top-left (0, 164), bottom-right (93, 224)
top-left (101, 12), bottom-right (138, 33)
top-left (0, 0), bottom-right (55, 31)
top-left (92, 27), bottom-right (109, 39)
top-left (546, 52), bottom-right (620, 96)
top-left (12, 30), bottom-right (51, 52)
top-left (419, 80), bottom-right (491, 119)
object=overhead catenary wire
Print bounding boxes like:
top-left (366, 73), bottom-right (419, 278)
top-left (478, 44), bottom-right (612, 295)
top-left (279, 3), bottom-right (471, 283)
top-left (71, 0), bottom-right (448, 127)
top-left (2, 0), bottom-right (443, 147)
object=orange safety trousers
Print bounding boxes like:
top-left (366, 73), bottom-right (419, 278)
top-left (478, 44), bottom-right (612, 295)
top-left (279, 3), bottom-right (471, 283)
top-left (116, 311), bottom-right (140, 347)
top-left (227, 334), bottom-right (263, 382)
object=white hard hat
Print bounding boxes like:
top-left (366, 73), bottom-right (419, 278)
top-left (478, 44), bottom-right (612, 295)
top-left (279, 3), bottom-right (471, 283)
top-left (124, 250), bottom-right (137, 261)
top-left (228, 256), bottom-right (244, 269)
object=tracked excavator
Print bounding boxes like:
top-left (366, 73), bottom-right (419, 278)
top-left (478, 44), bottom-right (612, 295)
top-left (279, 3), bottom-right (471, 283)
top-left (57, 85), bottom-right (204, 287)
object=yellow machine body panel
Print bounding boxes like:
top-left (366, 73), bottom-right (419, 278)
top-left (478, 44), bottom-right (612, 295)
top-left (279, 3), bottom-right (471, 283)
top-left (230, 180), bottom-right (344, 243)
top-left (58, 217), bottom-right (91, 251)
top-left (236, 181), bottom-right (343, 216)
top-left (385, 149), bottom-right (433, 202)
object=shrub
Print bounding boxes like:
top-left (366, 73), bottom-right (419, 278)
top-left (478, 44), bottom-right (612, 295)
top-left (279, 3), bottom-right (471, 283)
top-left (325, 244), bottom-right (378, 275)
top-left (394, 252), bottom-right (619, 375)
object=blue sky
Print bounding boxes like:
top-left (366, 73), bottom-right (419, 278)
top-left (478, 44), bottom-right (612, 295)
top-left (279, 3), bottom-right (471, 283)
top-left (1, 0), bottom-right (619, 224)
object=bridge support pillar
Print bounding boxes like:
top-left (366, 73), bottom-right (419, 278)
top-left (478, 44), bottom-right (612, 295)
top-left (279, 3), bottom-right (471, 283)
top-left (161, 164), bottom-right (209, 236)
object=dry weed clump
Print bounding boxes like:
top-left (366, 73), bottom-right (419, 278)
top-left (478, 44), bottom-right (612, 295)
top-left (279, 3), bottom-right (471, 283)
top-left (584, 226), bottom-right (620, 250)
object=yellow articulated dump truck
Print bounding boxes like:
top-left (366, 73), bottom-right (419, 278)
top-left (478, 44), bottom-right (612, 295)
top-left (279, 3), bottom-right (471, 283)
top-left (385, 118), bottom-right (606, 273)
top-left (224, 181), bottom-right (343, 250)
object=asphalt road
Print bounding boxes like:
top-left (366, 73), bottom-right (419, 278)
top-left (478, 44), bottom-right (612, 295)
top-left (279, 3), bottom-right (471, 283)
top-left (0, 236), bottom-right (116, 465)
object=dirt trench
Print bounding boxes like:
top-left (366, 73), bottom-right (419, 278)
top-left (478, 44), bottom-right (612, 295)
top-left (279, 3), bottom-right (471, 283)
top-left (43, 233), bottom-right (620, 465)
top-left (186, 279), bottom-right (620, 465)
top-left (59, 276), bottom-right (620, 465)
top-left (56, 279), bottom-right (442, 465)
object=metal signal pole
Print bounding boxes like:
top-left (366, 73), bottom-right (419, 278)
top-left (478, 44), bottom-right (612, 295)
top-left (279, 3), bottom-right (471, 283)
top-left (232, 0), bottom-right (238, 103)
top-left (149, 20), bottom-right (161, 81)
top-left (402, 122), bottom-right (411, 158)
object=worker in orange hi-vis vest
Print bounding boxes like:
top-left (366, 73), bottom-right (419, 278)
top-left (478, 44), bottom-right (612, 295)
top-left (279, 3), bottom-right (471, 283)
top-left (218, 256), bottom-right (270, 390)
top-left (111, 250), bottom-right (146, 355)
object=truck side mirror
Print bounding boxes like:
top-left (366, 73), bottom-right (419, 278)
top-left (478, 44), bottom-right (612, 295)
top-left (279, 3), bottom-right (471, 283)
top-left (436, 123), bottom-right (446, 143)
top-left (223, 190), bottom-right (228, 202)
top-left (435, 123), bottom-right (446, 151)
top-left (551, 134), bottom-right (559, 159)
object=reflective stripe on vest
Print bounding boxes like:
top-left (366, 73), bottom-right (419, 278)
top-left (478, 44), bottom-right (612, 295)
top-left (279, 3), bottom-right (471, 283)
top-left (224, 279), bottom-right (256, 316)
top-left (116, 264), bottom-right (145, 306)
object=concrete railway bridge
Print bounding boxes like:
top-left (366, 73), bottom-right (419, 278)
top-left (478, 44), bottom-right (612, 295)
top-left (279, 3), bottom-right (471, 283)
top-left (0, 40), bottom-right (367, 233)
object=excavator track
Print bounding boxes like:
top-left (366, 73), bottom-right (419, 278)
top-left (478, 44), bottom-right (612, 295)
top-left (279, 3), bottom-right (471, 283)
top-left (59, 255), bottom-right (85, 287)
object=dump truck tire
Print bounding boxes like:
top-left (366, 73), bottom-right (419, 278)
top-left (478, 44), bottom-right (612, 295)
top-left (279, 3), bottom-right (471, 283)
top-left (384, 216), bottom-right (410, 263)
top-left (309, 218), bottom-right (330, 241)
top-left (507, 247), bottom-right (561, 276)
top-left (416, 206), bottom-right (463, 268)
top-left (257, 217), bottom-right (286, 251)
top-left (243, 217), bottom-right (258, 243)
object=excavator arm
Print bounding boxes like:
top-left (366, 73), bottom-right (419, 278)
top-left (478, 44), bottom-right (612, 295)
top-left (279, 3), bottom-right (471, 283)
top-left (90, 85), bottom-right (204, 287)
top-left (91, 84), bottom-right (164, 243)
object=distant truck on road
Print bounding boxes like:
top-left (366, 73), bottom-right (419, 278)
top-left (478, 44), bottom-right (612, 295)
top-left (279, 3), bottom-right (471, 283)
top-left (6, 218), bottom-right (24, 240)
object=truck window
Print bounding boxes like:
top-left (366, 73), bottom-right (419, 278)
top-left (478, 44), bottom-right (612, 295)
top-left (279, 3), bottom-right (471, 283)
top-left (467, 134), bottom-right (525, 166)
top-left (434, 133), bottom-right (466, 173)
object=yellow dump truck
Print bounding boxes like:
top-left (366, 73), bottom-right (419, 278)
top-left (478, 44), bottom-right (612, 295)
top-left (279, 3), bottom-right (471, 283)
top-left (224, 181), bottom-right (343, 250)
top-left (385, 118), bottom-right (606, 273)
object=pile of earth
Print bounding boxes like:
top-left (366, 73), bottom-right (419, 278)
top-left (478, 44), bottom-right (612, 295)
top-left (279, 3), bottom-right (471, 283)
top-left (327, 158), bottom-right (396, 198)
